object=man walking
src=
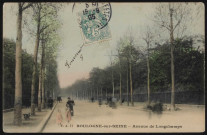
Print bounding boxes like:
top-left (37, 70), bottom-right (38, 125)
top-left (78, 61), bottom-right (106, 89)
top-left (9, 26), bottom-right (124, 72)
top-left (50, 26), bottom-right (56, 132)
top-left (66, 97), bottom-right (75, 116)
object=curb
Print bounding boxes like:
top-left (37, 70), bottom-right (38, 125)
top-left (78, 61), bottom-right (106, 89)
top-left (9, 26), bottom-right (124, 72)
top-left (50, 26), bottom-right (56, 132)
top-left (3, 106), bottom-right (38, 113)
top-left (36, 102), bottom-right (58, 133)
top-left (3, 108), bottom-right (14, 113)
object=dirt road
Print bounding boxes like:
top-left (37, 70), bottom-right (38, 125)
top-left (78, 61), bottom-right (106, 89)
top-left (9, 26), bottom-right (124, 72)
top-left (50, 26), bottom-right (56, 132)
top-left (43, 98), bottom-right (205, 133)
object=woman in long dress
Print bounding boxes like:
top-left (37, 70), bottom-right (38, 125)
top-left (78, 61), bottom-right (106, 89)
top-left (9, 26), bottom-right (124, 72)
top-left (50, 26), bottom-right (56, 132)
top-left (56, 109), bottom-right (63, 127)
top-left (65, 107), bottom-right (71, 123)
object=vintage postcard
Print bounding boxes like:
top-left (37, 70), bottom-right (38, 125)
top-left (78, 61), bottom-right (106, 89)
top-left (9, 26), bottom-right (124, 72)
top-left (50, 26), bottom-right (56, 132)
top-left (2, 2), bottom-right (205, 133)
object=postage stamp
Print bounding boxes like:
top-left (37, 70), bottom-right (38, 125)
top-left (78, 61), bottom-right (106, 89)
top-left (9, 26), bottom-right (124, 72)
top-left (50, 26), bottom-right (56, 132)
top-left (77, 3), bottom-right (112, 45)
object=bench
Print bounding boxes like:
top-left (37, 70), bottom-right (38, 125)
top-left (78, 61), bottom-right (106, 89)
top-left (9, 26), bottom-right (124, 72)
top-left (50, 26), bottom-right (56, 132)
top-left (23, 113), bottom-right (31, 120)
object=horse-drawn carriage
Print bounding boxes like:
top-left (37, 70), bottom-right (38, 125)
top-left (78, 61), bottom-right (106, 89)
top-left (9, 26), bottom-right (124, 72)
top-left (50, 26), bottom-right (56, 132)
top-left (106, 97), bottom-right (117, 108)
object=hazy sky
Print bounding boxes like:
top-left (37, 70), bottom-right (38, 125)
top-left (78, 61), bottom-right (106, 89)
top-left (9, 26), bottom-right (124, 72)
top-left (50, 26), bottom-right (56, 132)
top-left (3, 2), bottom-right (204, 88)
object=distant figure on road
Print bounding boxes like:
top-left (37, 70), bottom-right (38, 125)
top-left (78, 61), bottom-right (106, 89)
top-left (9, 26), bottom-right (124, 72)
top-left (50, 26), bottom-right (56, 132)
top-left (48, 97), bottom-right (53, 109)
top-left (66, 97), bottom-right (75, 116)
top-left (106, 96), bottom-right (112, 105)
top-left (98, 97), bottom-right (102, 106)
top-left (56, 109), bottom-right (63, 127)
top-left (65, 107), bottom-right (71, 123)
top-left (109, 97), bottom-right (117, 108)
top-left (121, 99), bottom-right (125, 104)
top-left (57, 96), bottom-right (62, 103)
top-left (91, 97), bottom-right (94, 102)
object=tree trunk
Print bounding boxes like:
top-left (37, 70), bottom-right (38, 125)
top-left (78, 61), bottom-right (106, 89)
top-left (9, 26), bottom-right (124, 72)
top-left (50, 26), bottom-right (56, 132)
top-left (129, 60), bottom-right (133, 106)
top-left (41, 38), bottom-right (46, 109)
top-left (38, 43), bottom-right (43, 111)
top-left (169, 6), bottom-right (175, 111)
top-left (112, 68), bottom-right (115, 98)
top-left (14, 3), bottom-right (23, 125)
top-left (101, 87), bottom-right (103, 98)
top-left (97, 88), bottom-right (98, 99)
top-left (129, 47), bottom-right (134, 106)
top-left (52, 89), bottom-right (54, 99)
top-left (147, 44), bottom-right (150, 105)
top-left (83, 90), bottom-right (85, 100)
top-left (37, 61), bottom-right (42, 111)
top-left (127, 60), bottom-right (129, 106)
top-left (31, 11), bottom-right (41, 115)
top-left (41, 66), bottom-right (45, 109)
top-left (119, 56), bottom-right (122, 104)
top-left (91, 89), bottom-right (92, 97)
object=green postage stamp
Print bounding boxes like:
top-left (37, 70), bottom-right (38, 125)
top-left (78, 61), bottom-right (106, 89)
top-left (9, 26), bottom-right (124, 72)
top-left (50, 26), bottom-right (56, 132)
top-left (77, 3), bottom-right (112, 45)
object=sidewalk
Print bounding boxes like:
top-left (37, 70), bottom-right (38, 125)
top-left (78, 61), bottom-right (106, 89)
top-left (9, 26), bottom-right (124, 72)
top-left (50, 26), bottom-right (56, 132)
top-left (3, 102), bottom-right (57, 133)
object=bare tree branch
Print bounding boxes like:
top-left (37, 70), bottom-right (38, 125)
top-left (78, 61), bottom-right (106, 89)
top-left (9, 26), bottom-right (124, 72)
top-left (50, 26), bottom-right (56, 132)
top-left (22, 3), bottom-right (33, 11)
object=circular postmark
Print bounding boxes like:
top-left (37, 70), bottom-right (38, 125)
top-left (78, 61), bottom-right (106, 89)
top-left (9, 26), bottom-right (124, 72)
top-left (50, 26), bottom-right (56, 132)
top-left (94, 3), bottom-right (112, 29)
top-left (74, 2), bottom-right (112, 29)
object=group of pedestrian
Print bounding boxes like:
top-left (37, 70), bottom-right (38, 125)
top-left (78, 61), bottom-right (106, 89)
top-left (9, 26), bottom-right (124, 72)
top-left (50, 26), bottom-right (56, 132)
top-left (57, 96), bottom-right (62, 103)
top-left (56, 97), bottom-right (75, 127)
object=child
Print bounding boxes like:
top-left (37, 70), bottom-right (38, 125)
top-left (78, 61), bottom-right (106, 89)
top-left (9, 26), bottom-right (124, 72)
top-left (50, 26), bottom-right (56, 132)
top-left (56, 109), bottom-right (63, 127)
top-left (65, 107), bottom-right (71, 123)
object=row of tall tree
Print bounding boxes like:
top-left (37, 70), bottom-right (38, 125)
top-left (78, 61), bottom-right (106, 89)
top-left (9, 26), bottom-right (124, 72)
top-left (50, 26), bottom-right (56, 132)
top-left (3, 38), bottom-right (60, 109)
top-left (64, 34), bottom-right (204, 106)
top-left (3, 39), bottom-right (37, 110)
top-left (64, 3), bottom-right (204, 110)
top-left (3, 2), bottom-right (61, 126)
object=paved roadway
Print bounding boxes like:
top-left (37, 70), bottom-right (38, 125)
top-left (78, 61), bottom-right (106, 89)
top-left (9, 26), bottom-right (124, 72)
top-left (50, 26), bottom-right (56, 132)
top-left (43, 98), bottom-right (205, 133)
